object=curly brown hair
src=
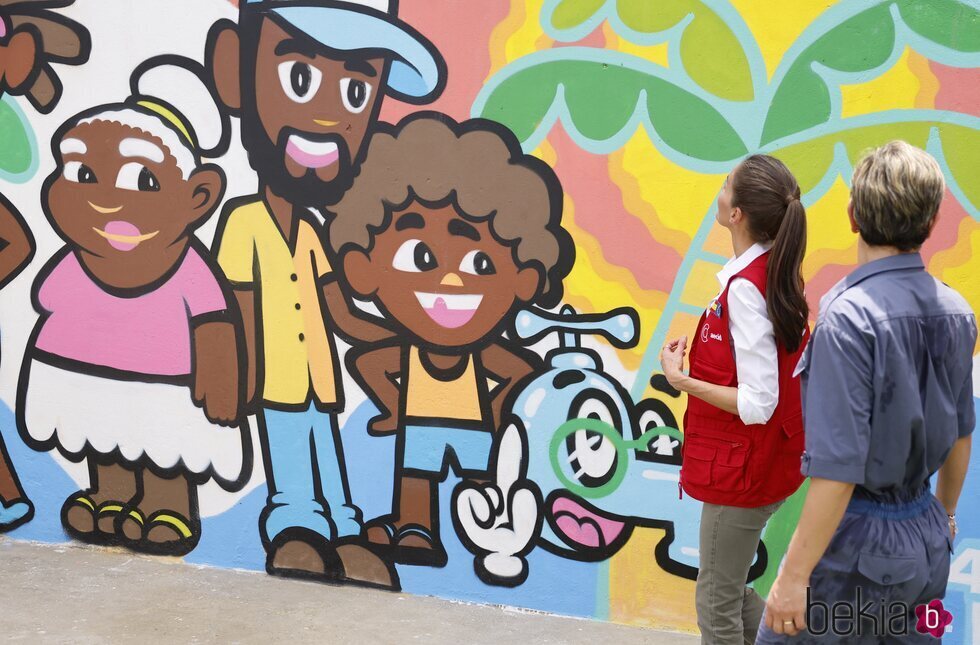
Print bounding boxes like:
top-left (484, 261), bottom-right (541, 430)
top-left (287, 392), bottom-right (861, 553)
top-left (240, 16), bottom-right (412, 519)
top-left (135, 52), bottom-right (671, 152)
top-left (329, 113), bottom-right (574, 307)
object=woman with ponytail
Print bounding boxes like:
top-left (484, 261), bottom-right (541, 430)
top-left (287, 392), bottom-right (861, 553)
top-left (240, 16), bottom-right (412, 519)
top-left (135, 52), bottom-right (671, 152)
top-left (660, 155), bottom-right (810, 644)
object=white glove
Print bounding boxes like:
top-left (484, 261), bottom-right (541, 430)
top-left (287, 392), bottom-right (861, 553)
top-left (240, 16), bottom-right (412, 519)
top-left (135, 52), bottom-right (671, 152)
top-left (453, 421), bottom-right (541, 585)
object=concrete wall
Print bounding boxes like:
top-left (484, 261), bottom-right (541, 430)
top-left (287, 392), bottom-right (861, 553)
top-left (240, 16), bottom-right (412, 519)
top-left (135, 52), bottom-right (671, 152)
top-left (0, 0), bottom-right (977, 639)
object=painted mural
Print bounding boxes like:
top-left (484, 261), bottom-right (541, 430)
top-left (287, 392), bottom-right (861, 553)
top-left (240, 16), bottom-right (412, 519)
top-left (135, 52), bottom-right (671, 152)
top-left (0, 0), bottom-right (976, 641)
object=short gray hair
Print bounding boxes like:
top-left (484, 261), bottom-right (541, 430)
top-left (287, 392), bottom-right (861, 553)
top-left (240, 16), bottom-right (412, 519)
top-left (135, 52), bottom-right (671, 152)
top-left (850, 140), bottom-right (945, 251)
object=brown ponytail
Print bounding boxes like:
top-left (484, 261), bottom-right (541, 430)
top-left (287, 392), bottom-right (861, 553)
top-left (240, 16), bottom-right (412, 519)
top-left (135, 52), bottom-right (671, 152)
top-left (731, 155), bottom-right (809, 352)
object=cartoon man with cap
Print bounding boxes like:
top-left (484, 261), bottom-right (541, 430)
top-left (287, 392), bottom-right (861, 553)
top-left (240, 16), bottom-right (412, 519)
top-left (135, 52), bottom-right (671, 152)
top-left (207, 0), bottom-right (445, 587)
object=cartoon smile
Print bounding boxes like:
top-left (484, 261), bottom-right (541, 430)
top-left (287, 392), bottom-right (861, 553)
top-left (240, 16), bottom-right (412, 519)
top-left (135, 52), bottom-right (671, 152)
top-left (88, 202), bottom-right (123, 215)
top-left (415, 292), bottom-right (483, 329)
top-left (286, 134), bottom-right (339, 169)
top-left (93, 221), bottom-right (159, 252)
top-left (547, 492), bottom-right (631, 555)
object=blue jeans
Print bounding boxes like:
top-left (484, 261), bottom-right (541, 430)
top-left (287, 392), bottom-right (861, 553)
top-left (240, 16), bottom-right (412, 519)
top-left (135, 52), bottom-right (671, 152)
top-left (757, 487), bottom-right (952, 643)
top-left (259, 404), bottom-right (361, 543)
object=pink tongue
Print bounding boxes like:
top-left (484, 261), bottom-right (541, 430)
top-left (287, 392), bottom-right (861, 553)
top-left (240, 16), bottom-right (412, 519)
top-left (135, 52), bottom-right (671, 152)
top-left (555, 515), bottom-right (602, 548)
top-left (0, 17), bottom-right (7, 39)
top-left (424, 297), bottom-right (476, 329)
top-left (551, 497), bottom-right (626, 548)
top-left (286, 139), bottom-right (340, 169)
top-left (103, 220), bottom-right (142, 251)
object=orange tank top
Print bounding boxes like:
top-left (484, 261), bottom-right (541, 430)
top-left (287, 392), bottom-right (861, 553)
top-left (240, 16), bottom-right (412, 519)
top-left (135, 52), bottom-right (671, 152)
top-left (405, 346), bottom-right (483, 422)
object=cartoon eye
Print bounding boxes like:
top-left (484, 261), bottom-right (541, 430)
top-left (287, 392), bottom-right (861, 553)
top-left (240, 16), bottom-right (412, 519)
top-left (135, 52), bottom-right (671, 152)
top-left (638, 407), bottom-right (669, 435)
top-left (277, 61), bottom-right (323, 104)
top-left (459, 250), bottom-right (496, 276)
top-left (633, 398), bottom-right (682, 465)
top-left (64, 161), bottom-right (97, 184)
top-left (116, 163), bottom-right (160, 192)
top-left (393, 239), bottom-right (438, 272)
top-left (565, 394), bottom-right (621, 488)
top-left (340, 78), bottom-right (372, 114)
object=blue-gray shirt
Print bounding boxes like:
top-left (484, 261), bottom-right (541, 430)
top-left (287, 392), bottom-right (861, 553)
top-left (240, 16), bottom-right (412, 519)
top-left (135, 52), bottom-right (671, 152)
top-left (797, 253), bottom-right (976, 497)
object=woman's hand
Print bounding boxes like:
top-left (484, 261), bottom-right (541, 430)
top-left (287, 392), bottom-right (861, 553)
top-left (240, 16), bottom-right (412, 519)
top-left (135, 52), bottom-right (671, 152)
top-left (192, 320), bottom-right (241, 426)
top-left (764, 569), bottom-right (809, 636)
top-left (660, 337), bottom-right (688, 392)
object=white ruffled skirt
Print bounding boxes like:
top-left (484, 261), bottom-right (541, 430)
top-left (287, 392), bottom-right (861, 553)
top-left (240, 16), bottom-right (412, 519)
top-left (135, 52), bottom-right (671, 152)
top-left (21, 359), bottom-right (248, 488)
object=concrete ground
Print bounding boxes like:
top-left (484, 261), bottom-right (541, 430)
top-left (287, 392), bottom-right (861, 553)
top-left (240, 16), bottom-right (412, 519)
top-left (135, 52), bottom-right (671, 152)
top-left (0, 539), bottom-right (697, 644)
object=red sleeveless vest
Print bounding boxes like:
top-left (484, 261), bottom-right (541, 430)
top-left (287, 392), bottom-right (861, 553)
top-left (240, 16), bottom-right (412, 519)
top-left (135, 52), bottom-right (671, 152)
top-left (679, 252), bottom-right (808, 508)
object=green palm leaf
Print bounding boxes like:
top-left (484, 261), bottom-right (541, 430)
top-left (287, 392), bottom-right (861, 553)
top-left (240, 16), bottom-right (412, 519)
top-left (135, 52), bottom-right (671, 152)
top-left (545, 0), bottom-right (756, 102)
top-left (768, 114), bottom-right (980, 218)
top-left (549, 0), bottom-right (605, 29)
top-left (898, 0), bottom-right (980, 51)
top-left (474, 50), bottom-right (747, 163)
top-left (761, 0), bottom-right (980, 145)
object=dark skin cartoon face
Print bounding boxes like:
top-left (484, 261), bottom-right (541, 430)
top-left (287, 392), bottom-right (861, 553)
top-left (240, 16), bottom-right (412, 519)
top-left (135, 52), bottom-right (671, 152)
top-left (43, 120), bottom-right (223, 289)
top-left (344, 203), bottom-right (541, 349)
top-left (251, 17), bottom-right (384, 194)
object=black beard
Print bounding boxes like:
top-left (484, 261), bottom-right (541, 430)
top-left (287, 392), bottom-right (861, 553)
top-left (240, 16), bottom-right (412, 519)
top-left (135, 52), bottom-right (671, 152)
top-left (239, 98), bottom-right (355, 209)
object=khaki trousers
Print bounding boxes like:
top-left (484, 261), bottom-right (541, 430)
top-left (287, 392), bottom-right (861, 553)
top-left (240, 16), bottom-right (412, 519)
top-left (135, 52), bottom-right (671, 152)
top-left (695, 500), bottom-right (783, 645)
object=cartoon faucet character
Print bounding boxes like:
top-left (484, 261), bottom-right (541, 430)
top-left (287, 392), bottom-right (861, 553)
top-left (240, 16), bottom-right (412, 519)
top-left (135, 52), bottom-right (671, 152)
top-left (453, 305), bottom-right (710, 586)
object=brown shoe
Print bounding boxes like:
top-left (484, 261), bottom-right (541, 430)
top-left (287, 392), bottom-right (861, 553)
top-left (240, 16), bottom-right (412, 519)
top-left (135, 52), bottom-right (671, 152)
top-left (365, 519), bottom-right (396, 548)
top-left (336, 542), bottom-right (400, 590)
top-left (363, 518), bottom-right (446, 567)
top-left (266, 529), bottom-right (340, 581)
top-left (390, 523), bottom-right (447, 567)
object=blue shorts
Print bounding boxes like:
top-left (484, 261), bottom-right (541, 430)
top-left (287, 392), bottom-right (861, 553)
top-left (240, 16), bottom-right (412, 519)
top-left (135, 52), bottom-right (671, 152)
top-left (402, 424), bottom-right (492, 477)
top-left (757, 487), bottom-right (953, 643)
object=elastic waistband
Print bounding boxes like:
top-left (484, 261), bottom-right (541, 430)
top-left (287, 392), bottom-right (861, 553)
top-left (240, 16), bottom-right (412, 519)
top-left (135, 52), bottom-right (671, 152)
top-left (847, 487), bottom-right (933, 519)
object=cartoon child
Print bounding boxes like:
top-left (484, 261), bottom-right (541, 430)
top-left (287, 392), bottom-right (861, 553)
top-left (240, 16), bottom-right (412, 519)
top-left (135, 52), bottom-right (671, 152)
top-left (17, 57), bottom-right (248, 556)
top-left (331, 114), bottom-right (575, 566)
top-left (208, 0), bottom-right (445, 588)
top-left (0, 0), bottom-right (90, 531)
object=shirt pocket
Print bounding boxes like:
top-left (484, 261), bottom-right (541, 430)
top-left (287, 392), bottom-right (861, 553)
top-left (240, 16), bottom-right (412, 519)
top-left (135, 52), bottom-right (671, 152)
top-left (691, 360), bottom-right (738, 402)
top-left (780, 412), bottom-right (805, 454)
top-left (682, 434), bottom-right (750, 492)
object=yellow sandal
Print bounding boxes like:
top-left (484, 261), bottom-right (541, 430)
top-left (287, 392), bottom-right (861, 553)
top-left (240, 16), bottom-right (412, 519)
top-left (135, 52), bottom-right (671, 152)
top-left (141, 510), bottom-right (200, 556)
top-left (60, 493), bottom-right (99, 542)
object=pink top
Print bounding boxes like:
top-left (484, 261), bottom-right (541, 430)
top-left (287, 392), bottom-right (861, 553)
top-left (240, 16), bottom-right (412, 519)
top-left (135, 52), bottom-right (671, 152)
top-left (35, 247), bottom-right (227, 376)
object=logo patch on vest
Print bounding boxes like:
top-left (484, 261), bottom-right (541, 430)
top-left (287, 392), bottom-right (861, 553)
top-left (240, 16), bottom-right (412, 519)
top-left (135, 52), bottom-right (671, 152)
top-left (701, 323), bottom-right (723, 343)
top-left (709, 299), bottom-right (723, 318)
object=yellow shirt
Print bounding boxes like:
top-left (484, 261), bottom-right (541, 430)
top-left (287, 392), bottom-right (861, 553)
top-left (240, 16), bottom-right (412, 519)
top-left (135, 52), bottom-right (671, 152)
top-left (217, 200), bottom-right (338, 406)
top-left (405, 346), bottom-right (483, 422)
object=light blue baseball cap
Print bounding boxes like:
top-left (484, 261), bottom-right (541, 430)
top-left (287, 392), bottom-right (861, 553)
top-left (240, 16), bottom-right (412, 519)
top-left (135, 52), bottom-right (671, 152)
top-left (245, 0), bottom-right (445, 102)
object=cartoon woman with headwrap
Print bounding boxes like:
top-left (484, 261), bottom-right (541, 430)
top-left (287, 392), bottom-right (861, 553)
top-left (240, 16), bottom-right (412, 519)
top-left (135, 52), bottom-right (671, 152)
top-left (17, 56), bottom-right (250, 555)
top-left (0, 0), bottom-right (90, 531)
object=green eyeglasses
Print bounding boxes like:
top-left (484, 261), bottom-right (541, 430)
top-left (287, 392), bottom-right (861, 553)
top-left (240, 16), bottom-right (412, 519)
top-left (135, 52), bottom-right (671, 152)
top-left (549, 418), bottom-right (684, 499)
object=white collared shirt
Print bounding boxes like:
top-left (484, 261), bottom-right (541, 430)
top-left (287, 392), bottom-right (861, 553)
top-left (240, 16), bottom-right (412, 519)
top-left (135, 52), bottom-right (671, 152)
top-left (714, 242), bottom-right (779, 425)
